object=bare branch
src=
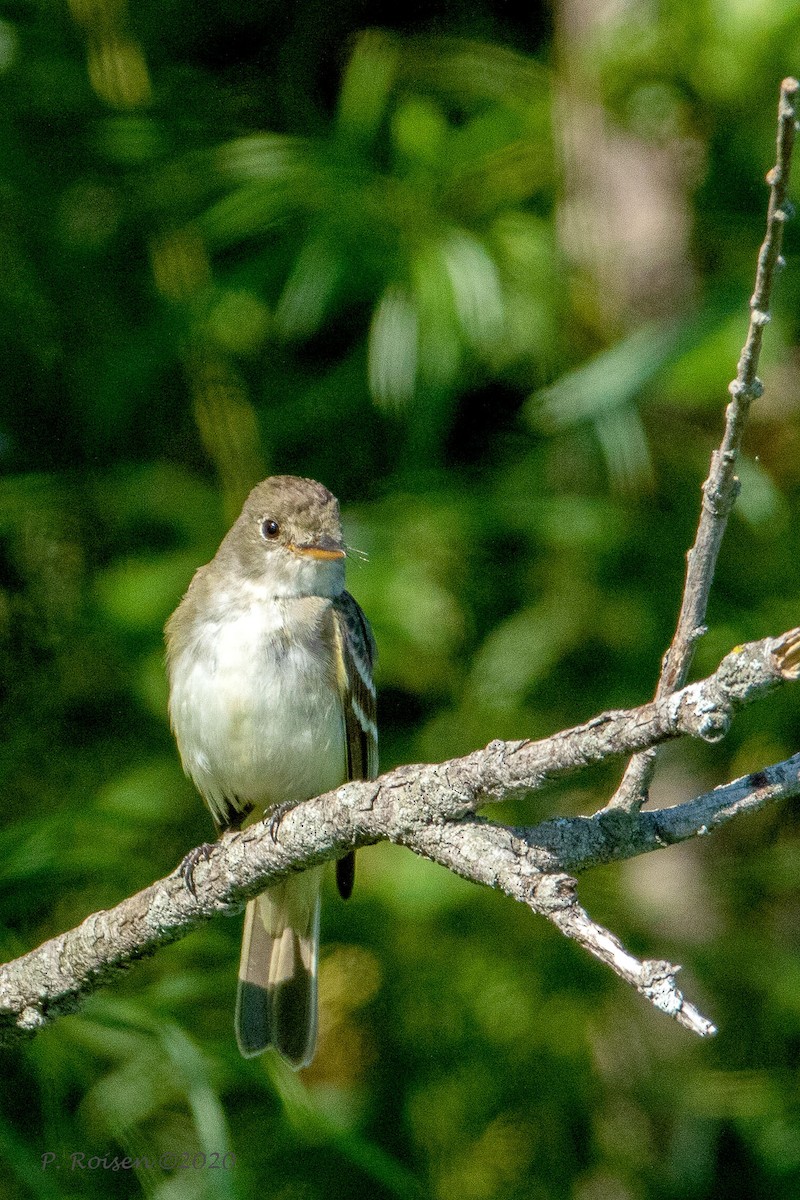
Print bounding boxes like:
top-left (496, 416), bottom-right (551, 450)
top-left (1, 629), bottom-right (797, 1047)
top-left (609, 77), bottom-right (799, 812)
top-left (407, 820), bottom-right (718, 1035)
top-left (526, 750), bottom-right (800, 873)
top-left (547, 901), bottom-right (716, 1038)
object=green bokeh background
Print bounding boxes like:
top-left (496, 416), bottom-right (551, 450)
top-left (2, 1), bottom-right (800, 1197)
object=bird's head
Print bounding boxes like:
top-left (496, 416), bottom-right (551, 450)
top-left (223, 475), bottom-right (346, 598)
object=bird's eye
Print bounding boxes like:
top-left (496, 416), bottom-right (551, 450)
top-left (260, 518), bottom-right (280, 540)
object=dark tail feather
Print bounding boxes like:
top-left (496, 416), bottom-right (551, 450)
top-left (336, 850), bottom-right (356, 899)
top-left (235, 869), bottom-right (321, 1068)
top-left (235, 900), bottom-right (272, 1057)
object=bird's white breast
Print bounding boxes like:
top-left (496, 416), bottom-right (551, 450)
top-left (168, 586), bottom-right (345, 824)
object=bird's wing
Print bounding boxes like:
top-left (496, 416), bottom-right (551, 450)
top-left (331, 591), bottom-right (378, 898)
top-left (332, 591), bottom-right (378, 781)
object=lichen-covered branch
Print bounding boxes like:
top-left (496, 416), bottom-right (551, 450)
top-left (609, 77), bottom-right (799, 812)
top-left (405, 820), bottom-right (717, 1036)
top-left (1, 628), bottom-right (797, 1048)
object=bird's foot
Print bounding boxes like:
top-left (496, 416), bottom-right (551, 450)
top-left (267, 800), bottom-right (298, 843)
top-left (179, 842), bottom-right (215, 898)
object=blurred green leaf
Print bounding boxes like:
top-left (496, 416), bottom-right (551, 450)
top-left (336, 30), bottom-right (400, 148)
top-left (368, 283), bottom-right (419, 407)
top-left (2, 7), bottom-right (800, 1200)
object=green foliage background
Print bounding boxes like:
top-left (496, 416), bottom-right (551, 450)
top-left (1, 1), bottom-right (800, 1197)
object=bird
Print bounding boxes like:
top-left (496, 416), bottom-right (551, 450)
top-left (165, 476), bottom-right (377, 1067)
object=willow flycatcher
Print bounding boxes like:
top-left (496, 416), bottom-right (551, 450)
top-left (166, 476), bottom-right (377, 1068)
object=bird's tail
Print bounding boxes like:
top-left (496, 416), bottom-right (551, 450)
top-left (235, 866), bottom-right (322, 1067)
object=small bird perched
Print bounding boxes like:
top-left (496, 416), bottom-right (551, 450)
top-left (165, 476), bottom-right (377, 1068)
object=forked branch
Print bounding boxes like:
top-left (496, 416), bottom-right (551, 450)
top-left (0, 628), bottom-right (798, 1047)
top-left (609, 77), bottom-right (799, 812)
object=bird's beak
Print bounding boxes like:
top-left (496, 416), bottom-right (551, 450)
top-left (288, 536), bottom-right (346, 561)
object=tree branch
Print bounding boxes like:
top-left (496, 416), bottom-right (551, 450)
top-left (3, 82), bottom-right (797, 1064)
top-left (609, 76), bottom-right (799, 812)
top-left (1, 629), bottom-right (798, 1047)
top-left (405, 820), bottom-right (718, 1037)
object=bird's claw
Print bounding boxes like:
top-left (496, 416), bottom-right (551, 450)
top-left (180, 842), bottom-right (215, 897)
top-left (267, 800), bottom-right (297, 843)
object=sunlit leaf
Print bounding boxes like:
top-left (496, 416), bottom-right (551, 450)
top-left (391, 95), bottom-right (449, 168)
top-left (199, 181), bottom-right (304, 245)
top-left (274, 231), bottom-right (343, 340)
top-left (368, 282), bottom-right (419, 406)
top-left (530, 321), bottom-right (685, 431)
top-left (207, 287), bottom-right (271, 354)
top-left (594, 405), bottom-right (654, 491)
top-left (335, 29), bottom-right (399, 147)
top-left (440, 228), bottom-right (505, 358)
top-left (216, 134), bottom-right (312, 182)
top-left (411, 240), bottom-right (462, 391)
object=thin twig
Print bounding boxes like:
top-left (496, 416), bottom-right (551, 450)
top-left (408, 821), bottom-right (718, 1035)
top-left (608, 77), bottom-right (799, 812)
top-left (546, 900), bottom-right (717, 1037)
